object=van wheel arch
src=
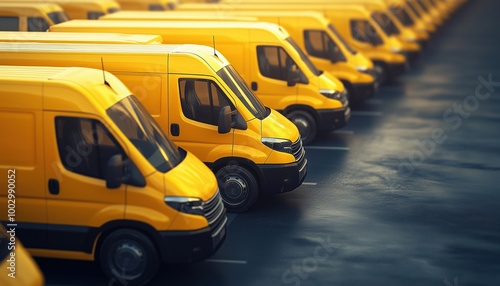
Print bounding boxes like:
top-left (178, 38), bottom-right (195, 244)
top-left (96, 221), bottom-right (164, 263)
top-left (211, 157), bottom-right (262, 213)
top-left (283, 105), bottom-right (319, 145)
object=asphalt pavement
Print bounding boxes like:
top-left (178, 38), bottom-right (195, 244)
top-left (40, 1), bottom-right (500, 285)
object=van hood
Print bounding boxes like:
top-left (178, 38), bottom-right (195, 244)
top-left (261, 108), bottom-right (300, 143)
top-left (319, 71), bottom-right (345, 93)
top-left (353, 53), bottom-right (374, 70)
top-left (163, 150), bottom-right (218, 202)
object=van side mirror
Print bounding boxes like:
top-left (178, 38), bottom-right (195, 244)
top-left (106, 154), bottom-right (123, 189)
top-left (218, 106), bottom-right (232, 134)
top-left (218, 106), bottom-right (247, 134)
top-left (287, 64), bottom-right (299, 87)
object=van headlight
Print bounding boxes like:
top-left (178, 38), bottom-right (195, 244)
top-left (390, 46), bottom-right (402, 53)
top-left (262, 138), bottom-right (292, 154)
top-left (406, 37), bottom-right (417, 43)
top-left (320, 89), bottom-right (342, 100)
top-left (355, 65), bottom-right (369, 72)
top-left (164, 196), bottom-right (204, 215)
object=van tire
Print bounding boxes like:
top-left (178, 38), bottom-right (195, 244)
top-left (216, 165), bottom-right (258, 213)
top-left (288, 110), bottom-right (317, 145)
top-left (99, 229), bottom-right (159, 286)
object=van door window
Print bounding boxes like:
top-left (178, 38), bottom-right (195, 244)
top-left (350, 20), bottom-right (384, 46)
top-left (88, 12), bottom-right (105, 20)
top-left (0, 16), bottom-right (19, 31)
top-left (27, 17), bottom-right (49, 31)
top-left (55, 117), bottom-right (125, 179)
top-left (257, 45), bottom-right (307, 83)
top-left (179, 79), bottom-right (234, 126)
top-left (304, 30), bottom-right (346, 62)
top-left (47, 11), bottom-right (69, 24)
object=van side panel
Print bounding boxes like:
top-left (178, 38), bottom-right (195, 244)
top-left (0, 82), bottom-right (47, 248)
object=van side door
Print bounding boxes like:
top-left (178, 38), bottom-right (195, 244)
top-left (168, 75), bottom-right (235, 164)
top-left (43, 112), bottom-right (127, 254)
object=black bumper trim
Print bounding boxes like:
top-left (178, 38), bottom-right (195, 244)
top-left (257, 161), bottom-right (307, 194)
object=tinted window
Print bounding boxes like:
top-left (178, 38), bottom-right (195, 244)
top-left (27, 17), bottom-right (49, 31)
top-left (0, 16), bottom-right (19, 31)
top-left (417, 0), bottom-right (429, 12)
top-left (257, 45), bottom-right (307, 84)
top-left (107, 96), bottom-right (181, 173)
top-left (372, 12), bottom-right (400, 36)
top-left (304, 30), bottom-right (346, 62)
top-left (328, 23), bottom-right (358, 55)
top-left (286, 37), bottom-right (321, 76)
top-left (48, 11), bottom-right (69, 24)
top-left (149, 4), bottom-right (165, 11)
top-left (179, 78), bottom-right (234, 126)
top-left (88, 11), bottom-right (105, 20)
top-left (390, 6), bottom-right (414, 26)
top-left (217, 66), bottom-right (268, 120)
top-left (350, 20), bottom-right (384, 46)
top-left (407, 2), bottom-right (422, 17)
top-left (108, 7), bottom-right (120, 14)
top-left (56, 117), bottom-right (125, 179)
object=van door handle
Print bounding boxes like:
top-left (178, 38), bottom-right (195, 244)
top-left (251, 82), bottom-right (258, 91)
top-left (170, 123), bottom-right (180, 136)
top-left (48, 179), bottom-right (59, 195)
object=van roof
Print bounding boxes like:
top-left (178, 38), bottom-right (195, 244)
top-left (0, 65), bottom-right (130, 112)
top-left (51, 20), bottom-right (286, 31)
top-left (0, 31), bottom-right (163, 44)
top-left (99, 10), bottom-right (258, 22)
top-left (0, 42), bottom-right (231, 70)
top-left (0, 2), bottom-right (63, 11)
top-left (227, 10), bottom-right (330, 25)
top-left (50, 19), bottom-right (290, 38)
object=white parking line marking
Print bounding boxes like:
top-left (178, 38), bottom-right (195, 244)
top-left (302, 182), bottom-right (317, 186)
top-left (305, 146), bottom-right (350, 151)
top-left (351, 111), bottom-right (383, 116)
top-left (206, 259), bottom-right (247, 264)
top-left (333, 130), bottom-right (355, 135)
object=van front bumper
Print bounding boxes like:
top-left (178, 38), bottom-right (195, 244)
top-left (350, 83), bottom-right (377, 103)
top-left (386, 62), bottom-right (408, 79)
top-left (317, 107), bottom-right (351, 132)
top-left (258, 160), bottom-right (307, 194)
top-left (158, 216), bottom-right (227, 264)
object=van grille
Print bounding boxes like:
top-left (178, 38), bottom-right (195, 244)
top-left (203, 189), bottom-right (226, 231)
top-left (291, 137), bottom-right (307, 173)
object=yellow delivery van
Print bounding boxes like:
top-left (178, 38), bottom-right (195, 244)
top-left (0, 42), bottom-right (307, 212)
top-left (0, 31), bottom-right (162, 44)
top-left (116, 0), bottom-right (177, 10)
top-left (0, 2), bottom-right (68, 31)
top-left (175, 3), bottom-right (408, 82)
top-left (105, 10), bottom-right (377, 104)
top-left (0, 0), bottom-right (120, 20)
top-left (0, 226), bottom-right (44, 286)
top-left (0, 65), bottom-right (227, 285)
top-left (50, 19), bottom-right (350, 144)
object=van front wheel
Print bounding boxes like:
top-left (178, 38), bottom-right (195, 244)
top-left (216, 165), bottom-right (258, 213)
top-left (288, 110), bottom-right (317, 145)
top-left (99, 229), bottom-right (159, 286)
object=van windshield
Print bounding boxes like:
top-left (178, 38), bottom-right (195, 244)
top-left (286, 37), bottom-right (321, 76)
top-left (390, 6), bottom-right (415, 26)
top-left (407, 2), bottom-right (422, 17)
top-left (48, 11), bottom-right (69, 24)
top-left (328, 23), bottom-right (358, 55)
top-left (416, 0), bottom-right (430, 12)
top-left (372, 12), bottom-right (400, 36)
top-left (107, 96), bottom-right (182, 173)
top-left (217, 65), bottom-right (268, 120)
